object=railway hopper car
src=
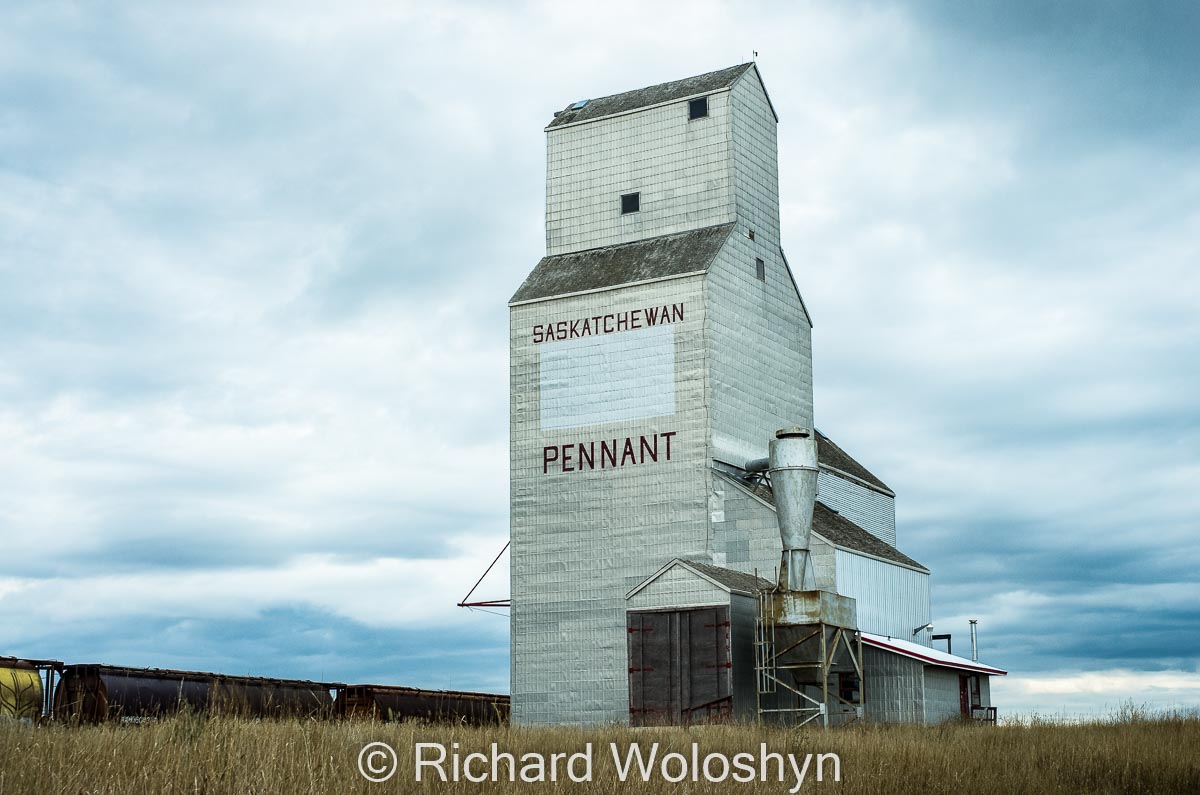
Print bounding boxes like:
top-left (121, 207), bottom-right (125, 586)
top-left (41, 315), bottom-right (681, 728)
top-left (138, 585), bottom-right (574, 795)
top-left (336, 684), bottom-right (509, 724)
top-left (54, 664), bottom-right (336, 722)
top-left (1, 658), bottom-right (43, 721)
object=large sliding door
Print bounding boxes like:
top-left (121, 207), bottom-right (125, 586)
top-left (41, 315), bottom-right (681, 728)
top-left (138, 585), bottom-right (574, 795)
top-left (627, 606), bottom-right (732, 726)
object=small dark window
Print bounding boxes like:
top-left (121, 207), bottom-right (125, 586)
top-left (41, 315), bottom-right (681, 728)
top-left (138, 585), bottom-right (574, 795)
top-left (688, 97), bottom-right (709, 120)
top-left (748, 229), bottom-right (756, 241)
top-left (838, 673), bottom-right (861, 704)
top-left (755, 257), bottom-right (765, 281)
top-left (621, 192), bottom-right (640, 214)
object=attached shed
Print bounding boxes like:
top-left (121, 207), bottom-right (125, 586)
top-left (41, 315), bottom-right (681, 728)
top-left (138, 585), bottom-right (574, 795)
top-left (861, 633), bottom-right (1006, 724)
top-left (625, 559), bottom-right (772, 724)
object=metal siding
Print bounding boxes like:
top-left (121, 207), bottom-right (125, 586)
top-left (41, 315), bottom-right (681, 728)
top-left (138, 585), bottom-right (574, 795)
top-left (862, 646), bottom-right (924, 724)
top-left (923, 667), bottom-right (964, 724)
top-left (729, 594), bottom-right (759, 720)
top-left (817, 471), bottom-right (896, 546)
top-left (834, 550), bottom-right (931, 643)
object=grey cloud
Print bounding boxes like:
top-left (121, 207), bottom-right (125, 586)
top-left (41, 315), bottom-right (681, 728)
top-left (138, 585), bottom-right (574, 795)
top-left (1, 2), bottom-right (1196, 708)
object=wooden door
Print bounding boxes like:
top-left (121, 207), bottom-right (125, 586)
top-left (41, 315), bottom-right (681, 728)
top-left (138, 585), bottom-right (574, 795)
top-left (628, 607), bottom-right (731, 726)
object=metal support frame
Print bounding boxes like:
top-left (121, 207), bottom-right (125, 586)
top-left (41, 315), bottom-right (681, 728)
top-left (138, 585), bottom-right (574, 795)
top-left (457, 541), bottom-right (511, 609)
top-left (754, 588), bottom-right (864, 728)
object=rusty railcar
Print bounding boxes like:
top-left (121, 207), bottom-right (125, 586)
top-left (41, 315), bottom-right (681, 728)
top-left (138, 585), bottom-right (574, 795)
top-left (53, 664), bottom-right (336, 722)
top-left (336, 684), bottom-right (509, 724)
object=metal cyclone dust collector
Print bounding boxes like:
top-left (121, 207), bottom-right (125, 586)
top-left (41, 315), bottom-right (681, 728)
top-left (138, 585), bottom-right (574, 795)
top-left (750, 427), bottom-right (863, 727)
top-left (768, 427), bottom-right (819, 592)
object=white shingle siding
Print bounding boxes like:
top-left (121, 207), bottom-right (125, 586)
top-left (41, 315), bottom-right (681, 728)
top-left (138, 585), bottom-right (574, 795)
top-left (515, 71), bottom-right (800, 726)
top-left (512, 66), bottom-right (938, 726)
top-left (625, 566), bottom-right (728, 611)
top-left (834, 550), bottom-right (931, 643)
top-left (545, 90), bottom-right (736, 255)
top-left (817, 470), bottom-right (897, 546)
top-left (705, 70), bottom-right (812, 468)
top-left (730, 72), bottom-right (781, 250)
top-left (709, 471), bottom-right (837, 588)
top-left (510, 275), bottom-right (711, 724)
top-left (706, 237), bottom-right (814, 468)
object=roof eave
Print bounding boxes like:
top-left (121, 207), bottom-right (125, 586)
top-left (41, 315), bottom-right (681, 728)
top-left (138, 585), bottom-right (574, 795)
top-left (545, 86), bottom-right (736, 133)
top-left (625, 558), bottom-right (741, 600)
top-left (740, 63), bottom-right (779, 123)
top-left (862, 634), bottom-right (1008, 676)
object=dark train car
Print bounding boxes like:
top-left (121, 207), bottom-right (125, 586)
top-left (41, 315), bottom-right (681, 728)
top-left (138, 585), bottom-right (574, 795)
top-left (210, 675), bottom-right (334, 718)
top-left (337, 684), bottom-right (509, 724)
top-left (54, 664), bottom-right (335, 722)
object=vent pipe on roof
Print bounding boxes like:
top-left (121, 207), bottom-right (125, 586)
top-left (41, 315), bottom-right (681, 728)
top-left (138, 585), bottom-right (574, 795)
top-left (768, 427), bottom-right (819, 591)
top-left (970, 619), bottom-right (979, 662)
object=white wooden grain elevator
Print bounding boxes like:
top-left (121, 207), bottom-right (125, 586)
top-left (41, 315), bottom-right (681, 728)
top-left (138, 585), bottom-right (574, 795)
top-left (508, 64), bottom-right (1004, 726)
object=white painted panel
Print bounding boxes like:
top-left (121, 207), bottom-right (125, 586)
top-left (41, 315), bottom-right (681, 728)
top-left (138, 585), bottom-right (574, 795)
top-left (539, 324), bottom-right (676, 430)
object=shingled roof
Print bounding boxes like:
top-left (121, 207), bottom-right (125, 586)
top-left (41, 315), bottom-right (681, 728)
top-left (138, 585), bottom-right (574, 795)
top-left (815, 430), bottom-right (892, 495)
top-left (548, 63), bottom-right (757, 129)
top-left (510, 222), bottom-right (734, 304)
top-left (626, 558), bottom-right (775, 600)
top-left (712, 469), bottom-right (927, 572)
top-left (812, 502), bottom-right (926, 571)
top-left (681, 560), bottom-right (775, 594)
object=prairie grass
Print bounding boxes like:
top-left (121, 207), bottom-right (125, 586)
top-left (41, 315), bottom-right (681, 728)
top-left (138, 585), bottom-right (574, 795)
top-left (1, 711), bottom-right (1198, 794)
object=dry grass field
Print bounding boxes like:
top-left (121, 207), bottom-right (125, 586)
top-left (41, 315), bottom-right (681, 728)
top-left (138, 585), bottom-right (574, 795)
top-left (2, 711), bottom-right (1198, 794)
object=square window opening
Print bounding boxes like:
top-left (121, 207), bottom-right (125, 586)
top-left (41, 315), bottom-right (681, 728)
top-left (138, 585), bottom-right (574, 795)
top-left (621, 192), bottom-right (640, 214)
top-left (755, 257), bottom-right (766, 281)
top-left (748, 229), bottom-right (756, 241)
top-left (688, 97), bottom-right (709, 120)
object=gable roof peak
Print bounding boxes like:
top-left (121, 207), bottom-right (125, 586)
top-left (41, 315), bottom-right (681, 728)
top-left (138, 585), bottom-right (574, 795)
top-left (547, 63), bottom-right (757, 129)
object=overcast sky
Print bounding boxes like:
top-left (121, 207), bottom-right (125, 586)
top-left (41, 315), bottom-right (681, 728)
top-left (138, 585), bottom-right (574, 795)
top-left (2, 1), bottom-right (1197, 718)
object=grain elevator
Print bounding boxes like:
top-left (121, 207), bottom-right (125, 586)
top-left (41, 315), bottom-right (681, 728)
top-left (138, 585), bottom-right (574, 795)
top-left (509, 64), bottom-right (1004, 726)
